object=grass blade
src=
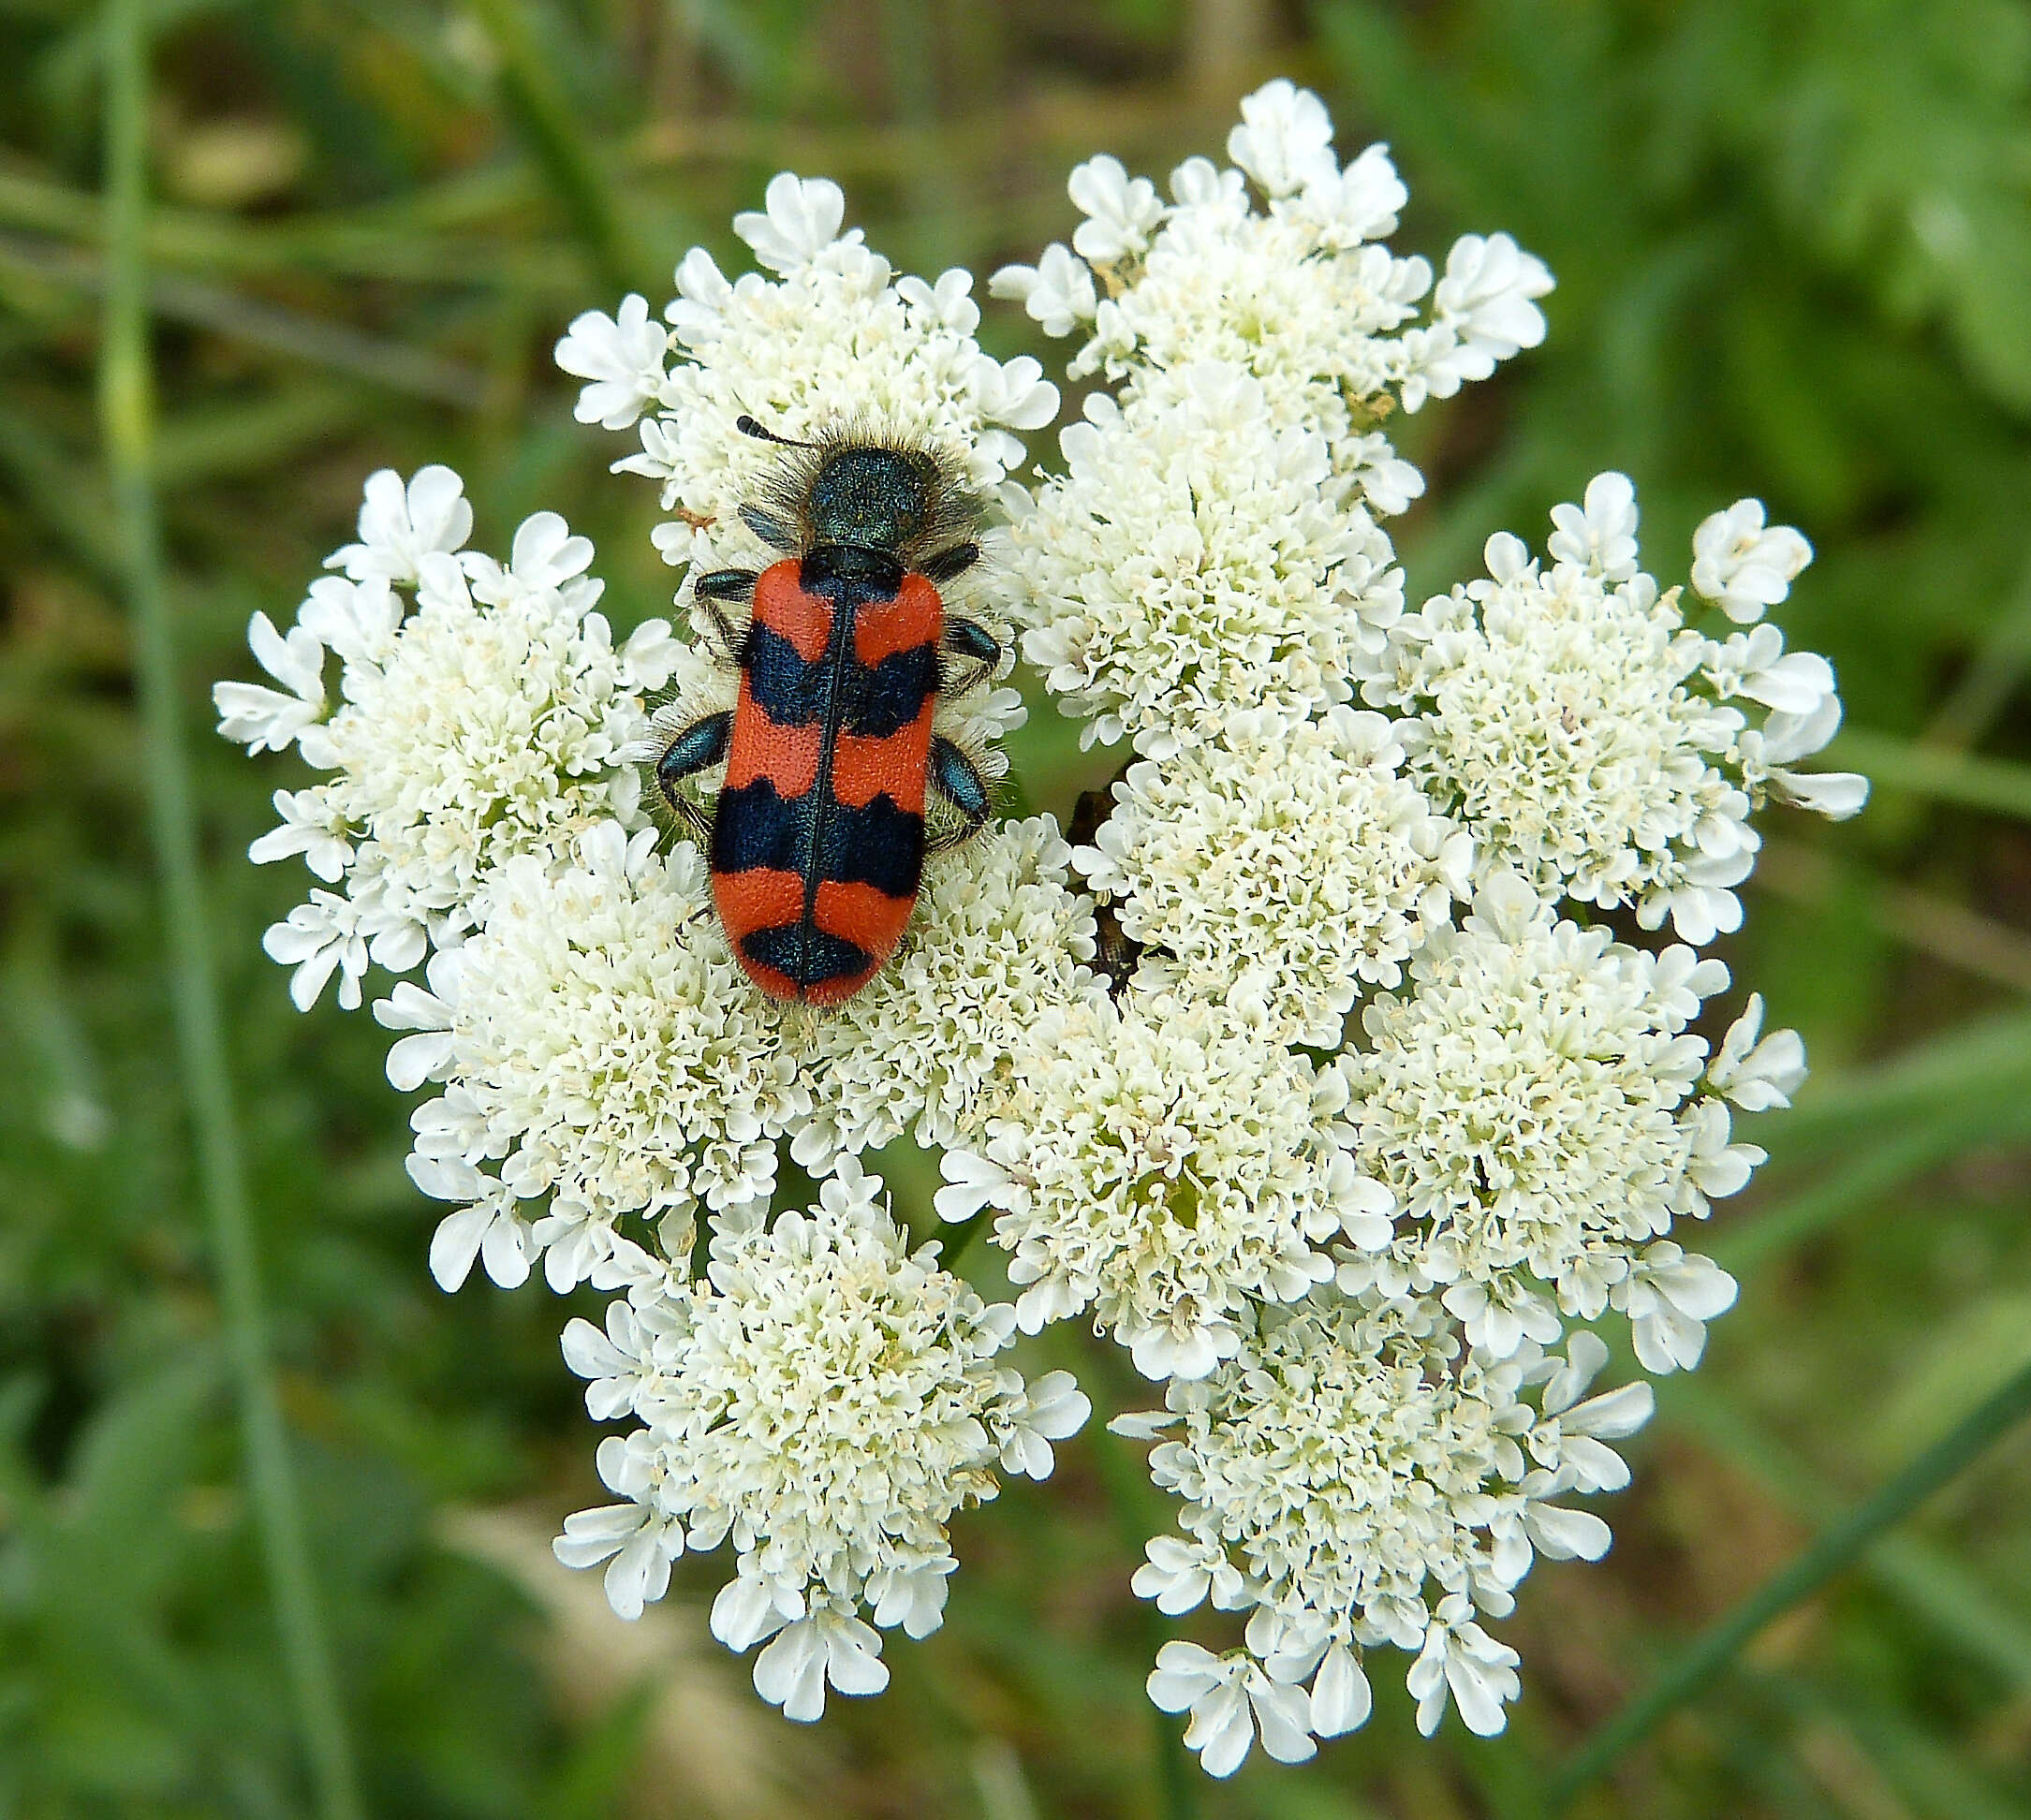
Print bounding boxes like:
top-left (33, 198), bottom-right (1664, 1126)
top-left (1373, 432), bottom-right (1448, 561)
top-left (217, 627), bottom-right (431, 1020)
top-left (2, 230), bottom-right (488, 405)
top-left (1664, 1377), bottom-right (2031, 1690)
top-left (98, 7), bottom-right (362, 1817)
top-left (1548, 1356), bottom-right (2031, 1811)
top-left (466, 0), bottom-right (647, 297)
top-left (1832, 728), bottom-right (2031, 823)
top-left (1715, 1104), bottom-right (2031, 1272)
top-left (1771, 1010), bottom-right (2031, 1149)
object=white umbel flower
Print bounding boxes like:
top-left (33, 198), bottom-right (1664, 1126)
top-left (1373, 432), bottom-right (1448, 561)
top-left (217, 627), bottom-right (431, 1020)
top-left (936, 991), bottom-right (1392, 1381)
top-left (1118, 1298), bottom-right (1650, 1746)
top-left (1067, 154), bottom-right (1166, 266)
top-left (385, 822), bottom-right (802, 1291)
top-left (552, 1163), bottom-right (1089, 1719)
top-left (1337, 873), bottom-right (1770, 1359)
top-left (1074, 705), bottom-right (1471, 1046)
top-left (218, 472), bottom-right (678, 1007)
top-left (221, 89), bottom-right (1864, 1768)
top-left (993, 79), bottom-right (1550, 502)
top-left (1007, 362), bottom-right (1406, 749)
top-left (588, 172), bottom-right (1055, 576)
top-left (1359, 473), bottom-right (1862, 942)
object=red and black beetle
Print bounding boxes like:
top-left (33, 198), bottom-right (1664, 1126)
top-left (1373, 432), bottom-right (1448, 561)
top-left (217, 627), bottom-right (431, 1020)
top-left (654, 417), bottom-right (1000, 1005)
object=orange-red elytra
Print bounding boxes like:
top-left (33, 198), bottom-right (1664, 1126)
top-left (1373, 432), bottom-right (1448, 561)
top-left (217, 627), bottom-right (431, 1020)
top-left (654, 421), bottom-right (1000, 1005)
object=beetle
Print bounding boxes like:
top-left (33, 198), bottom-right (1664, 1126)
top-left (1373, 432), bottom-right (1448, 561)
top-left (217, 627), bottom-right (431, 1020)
top-left (653, 417), bottom-right (1003, 1005)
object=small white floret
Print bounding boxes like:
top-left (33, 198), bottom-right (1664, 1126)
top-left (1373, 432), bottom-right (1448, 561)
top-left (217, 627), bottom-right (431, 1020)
top-left (213, 611), bottom-right (326, 752)
top-left (554, 293), bottom-right (670, 432)
top-left (1547, 471), bottom-right (1640, 582)
top-left (1616, 1243), bottom-right (1738, 1372)
top-left (733, 171), bottom-right (850, 273)
top-left (330, 464), bottom-right (472, 585)
top-left (1148, 1643), bottom-right (1316, 1778)
top-left (1407, 1597), bottom-right (1521, 1737)
top-left (1227, 78), bottom-right (1339, 198)
top-left (1691, 498), bottom-right (1813, 624)
top-left (1708, 993), bottom-right (1808, 1110)
top-left (1067, 154), bottom-right (1166, 264)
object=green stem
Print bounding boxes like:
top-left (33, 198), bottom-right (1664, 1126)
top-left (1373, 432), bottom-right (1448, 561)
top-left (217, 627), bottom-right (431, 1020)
top-left (466, 0), bottom-right (646, 298)
top-left (98, 9), bottom-right (362, 1820)
top-left (1547, 1356), bottom-right (2031, 1811)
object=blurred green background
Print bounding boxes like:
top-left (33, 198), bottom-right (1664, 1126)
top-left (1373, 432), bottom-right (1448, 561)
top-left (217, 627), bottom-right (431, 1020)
top-left (5, 1), bottom-right (2031, 1815)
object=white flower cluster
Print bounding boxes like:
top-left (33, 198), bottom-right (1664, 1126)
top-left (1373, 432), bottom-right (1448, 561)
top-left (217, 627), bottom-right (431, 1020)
top-left (381, 823), bottom-right (802, 1293)
top-left (218, 80), bottom-right (1865, 1772)
top-left (1005, 361), bottom-right (1409, 749)
top-left (790, 815), bottom-right (1104, 1162)
top-left (221, 182), bottom-right (1098, 1723)
top-left (1357, 472), bottom-right (1869, 943)
top-left (991, 71), bottom-right (1559, 759)
top-left (1075, 705), bottom-right (1471, 1046)
top-left (214, 467), bottom-right (681, 1010)
top-left (993, 79), bottom-right (1550, 493)
top-left (949, 81), bottom-right (1864, 1775)
top-left (556, 1164), bottom-right (1088, 1718)
top-left (936, 990), bottom-right (1392, 1380)
top-left (1335, 871), bottom-right (1786, 1370)
top-left (371, 810), bottom-right (1097, 1300)
top-left (1130, 1316), bottom-right (1652, 1766)
top-left (557, 169), bottom-right (1056, 582)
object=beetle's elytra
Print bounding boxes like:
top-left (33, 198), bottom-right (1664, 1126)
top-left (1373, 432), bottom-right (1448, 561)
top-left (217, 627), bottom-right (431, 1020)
top-left (655, 419), bottom-right (1001, 1005)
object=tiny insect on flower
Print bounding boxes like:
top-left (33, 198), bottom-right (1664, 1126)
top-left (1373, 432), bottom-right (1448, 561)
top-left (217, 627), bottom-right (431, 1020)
top-left (655, 417), bottom-right (1004, 1005)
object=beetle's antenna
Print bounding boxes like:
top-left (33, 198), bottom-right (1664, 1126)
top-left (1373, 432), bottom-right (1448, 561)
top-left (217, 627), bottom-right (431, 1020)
top-left (736, 414), bottom-right (812, 448)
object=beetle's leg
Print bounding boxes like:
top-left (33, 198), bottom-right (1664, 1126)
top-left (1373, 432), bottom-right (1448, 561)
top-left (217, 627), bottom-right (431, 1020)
top-left (925, 735), bottom-right (993, 852)
top-left (655, 712), bottom-right (732, 845)
top-left (739, 504), bottom-right (799, 550)
top-left (922, 539), bottom-right (980, 584)
top-left (693, 567), bottom-right (756, 666)
top-left (939, 616), bottom-right (1002, 697)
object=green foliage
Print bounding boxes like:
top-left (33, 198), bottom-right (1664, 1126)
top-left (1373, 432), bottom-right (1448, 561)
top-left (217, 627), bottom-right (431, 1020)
top-left (1, 1), bottom-right (2028, 1814)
